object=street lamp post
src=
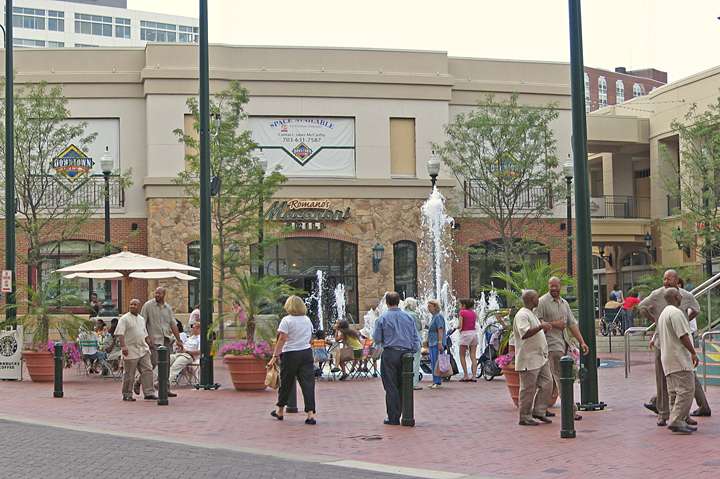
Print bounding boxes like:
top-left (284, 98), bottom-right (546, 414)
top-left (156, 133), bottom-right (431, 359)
top-left (563, 154), bottom-right (574, 277)
top-left (427, 152), bottom-right (441, 298)
top-left (5, 0), bottom-right (16, 323)
top-left (98, 148), bottom-right (117, 317)
top-left (257, 149), bottom-right (268, 278)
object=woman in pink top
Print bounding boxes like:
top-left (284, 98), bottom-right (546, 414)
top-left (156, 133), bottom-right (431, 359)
top-left (454, 298), bottom-right (478, 382)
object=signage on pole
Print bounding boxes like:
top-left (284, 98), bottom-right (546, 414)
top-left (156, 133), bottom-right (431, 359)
top-left (1, 270), bottom-right (11, 293)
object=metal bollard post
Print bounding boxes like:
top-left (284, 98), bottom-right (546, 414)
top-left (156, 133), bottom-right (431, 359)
top-left (157, 346), bottom-right (169, 406)
top-left (560, 355), bottom-right (575, 438)
top-left (286, 378), bottom-right (299, 413)
top-left (53, 342), bottom-right (63, 398)
top-left (401, 353), bottom-right (415, 426)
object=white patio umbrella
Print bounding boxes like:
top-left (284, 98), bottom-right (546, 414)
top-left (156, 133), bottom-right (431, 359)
top-left (56, 250), bottom-right (200, 313)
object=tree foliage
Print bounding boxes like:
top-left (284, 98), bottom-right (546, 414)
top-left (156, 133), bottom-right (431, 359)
top-left (174, 81), bottom-right (287, 314)
top-left (0, 79), bottom-right (131, 280)
top-left (662, 96), bottom-right (720, 271)
top-left (433, 93), bottom-right (563, 275)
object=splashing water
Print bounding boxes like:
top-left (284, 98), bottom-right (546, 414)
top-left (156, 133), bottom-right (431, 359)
top-left (334, 283), bottom-right (347, 323)
top-left (420, 186), bottom-right (454, 305)
top-left (304, 270), bottom-right (326, 331)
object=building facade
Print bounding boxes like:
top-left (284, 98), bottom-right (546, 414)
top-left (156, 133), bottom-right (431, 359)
top-left (1, 44), bottom-right (714, 321)
top-left (10, 0), bottom-right (198, 49)
top-left (584, 66), bottom-right (666, 113)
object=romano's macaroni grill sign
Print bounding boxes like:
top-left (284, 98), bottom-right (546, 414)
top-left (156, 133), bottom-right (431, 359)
top-left (265, 199), bottom-right (351, 230)
top-left (249, 117), bottom-right (355, 177)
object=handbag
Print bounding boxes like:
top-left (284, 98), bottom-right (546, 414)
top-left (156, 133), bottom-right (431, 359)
top-left (339, 345), bottom-right (355, 362)
top-left (265, 362), bottom-right (280, 390)
top-left (434, 352), bottom-right (452, 377)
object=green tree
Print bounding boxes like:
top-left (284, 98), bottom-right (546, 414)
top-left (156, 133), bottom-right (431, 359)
top-left (662, 96), bottom-right (720, 278)
top-left (0, 79), bottom-right (131, 282)
top-left (433, 93), bottom-right (563, 276)
top-left (174, 81), bottom-right (287, 316)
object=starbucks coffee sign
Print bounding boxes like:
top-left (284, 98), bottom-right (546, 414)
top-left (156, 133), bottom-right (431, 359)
top-left (265, 200), bottom-right (350, 230)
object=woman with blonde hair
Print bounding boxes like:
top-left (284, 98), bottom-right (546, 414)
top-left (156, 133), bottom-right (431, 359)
top-left (268, 295), bottom-right (316, 424)
top-left (427, 299), bottom-right (447, 389)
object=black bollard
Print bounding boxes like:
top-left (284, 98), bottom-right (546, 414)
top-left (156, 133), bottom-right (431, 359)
top-left (53, 342), bottom-right (63, 398)
top-left (560, 355), bottom-right (576, 438)
top-left (286, 378), bottom-right (299, 413)
top-left (157, 346), bottom-right (169, 406)
top-left (401, 353), bottom-right (415, 426)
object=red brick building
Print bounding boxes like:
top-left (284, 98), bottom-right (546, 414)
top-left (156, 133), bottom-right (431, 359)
top-left (584, 66), bottom-right (667, 112)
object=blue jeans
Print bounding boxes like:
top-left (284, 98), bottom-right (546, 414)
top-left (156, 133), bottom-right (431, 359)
top-left (429, 345), bottom-right (441, 385)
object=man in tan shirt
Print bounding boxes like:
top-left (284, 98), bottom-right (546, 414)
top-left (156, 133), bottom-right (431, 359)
top-left (535, 276), bottom-right (589, 420)
top-left (657, 288), bottom-right (699, 434)
top-left (136, 287), bottom-right (184, 397)
top-left (514, 290), bottom-right (554, 426)
top-left (639, 269), bottom-right (706, 426)
top-left (115, 299), bottom-right (156, 401)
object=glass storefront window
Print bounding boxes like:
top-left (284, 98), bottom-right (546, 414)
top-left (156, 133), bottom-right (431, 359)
top-left (261, 238), bottom-right (358, 330)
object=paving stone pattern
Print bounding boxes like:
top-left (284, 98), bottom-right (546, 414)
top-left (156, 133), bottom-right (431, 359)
top-left (0, 419), bottom-right (414, 479)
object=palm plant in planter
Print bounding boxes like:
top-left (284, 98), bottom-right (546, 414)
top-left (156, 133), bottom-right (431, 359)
top-left (0, 279), bottom-right (91, 381)
top-left (212, 272), bottom-right (302, 347)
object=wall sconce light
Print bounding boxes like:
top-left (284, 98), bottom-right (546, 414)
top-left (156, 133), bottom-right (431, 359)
top-left (674, 226), bottom-right (691, 258)
top-left (644, 232), bottom-right (657, 261)
top-left (598, 246), bottom-right (613, 267)
top-left (372, 243), bottom-right (384, 273)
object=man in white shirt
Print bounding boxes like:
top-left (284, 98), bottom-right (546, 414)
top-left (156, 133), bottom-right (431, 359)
top-left (514, 290), bottom-right (554, 426)
top-left (115, 299), bottom-right (156, 401)
top-left (657, 288), bottom-right (699, 434)
top-left (168, 321), bottom-right (201, 388)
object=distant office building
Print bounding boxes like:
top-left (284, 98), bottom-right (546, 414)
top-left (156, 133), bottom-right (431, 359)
top-left (9, 0), bottom-right (198, 48)
top-left (584, 66), bottom-right (667, 112)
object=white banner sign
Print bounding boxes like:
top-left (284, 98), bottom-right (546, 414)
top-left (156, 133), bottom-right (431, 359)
top-left (0, 326), bottom-right (23, 380)
top-left (249, 117), bottom-right (355, 177)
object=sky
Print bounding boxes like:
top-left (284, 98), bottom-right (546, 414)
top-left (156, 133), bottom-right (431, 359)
top-left (127, 0), bottom-right (720, 83)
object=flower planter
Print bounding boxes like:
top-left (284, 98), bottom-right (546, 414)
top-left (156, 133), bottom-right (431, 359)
top-left (500, 362), bottom-right (559, 408)
top-left (225, 355), bottom-right (268, 391)
top-left (22, 350), bottom-right (55, 382)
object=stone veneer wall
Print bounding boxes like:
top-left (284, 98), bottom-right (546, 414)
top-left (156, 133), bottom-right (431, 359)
top-left (146, 196), bottom-right (445, 318)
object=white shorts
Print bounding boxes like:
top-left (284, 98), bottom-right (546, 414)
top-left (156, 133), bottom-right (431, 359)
top-left (459, 330), bottom-right (479, 346)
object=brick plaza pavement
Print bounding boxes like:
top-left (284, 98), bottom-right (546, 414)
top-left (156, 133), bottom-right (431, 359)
top-left (0, 350), bottom-right (718, 479)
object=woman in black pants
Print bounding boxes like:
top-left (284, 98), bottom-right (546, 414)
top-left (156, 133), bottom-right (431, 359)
top-left (268, 295), bottom-right (316, 425)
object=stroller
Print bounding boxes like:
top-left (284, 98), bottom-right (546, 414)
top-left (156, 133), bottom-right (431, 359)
top-left (600, 306), bottom-right (624, 336)
top-left (477, 328), bottom-right (504, 381)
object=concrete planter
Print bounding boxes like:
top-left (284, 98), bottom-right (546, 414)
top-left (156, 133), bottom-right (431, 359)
top-left (224, 355), bottom-right (268, 391)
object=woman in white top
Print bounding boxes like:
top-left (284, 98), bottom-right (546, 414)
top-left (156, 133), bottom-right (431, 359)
top-left (268, 296), bottom-right (316, 425)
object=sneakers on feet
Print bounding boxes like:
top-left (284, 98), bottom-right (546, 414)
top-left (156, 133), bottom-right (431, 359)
top-left (429, 383), bottom-right (442, 389)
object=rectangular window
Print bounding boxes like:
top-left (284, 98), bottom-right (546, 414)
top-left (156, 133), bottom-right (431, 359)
top-left (178, 25), bottom-right (198, 42)
top-left (115, 17), bottom-right (131, 39)
top-left (141, 20), bottom-right (183, 43)
top-left (74, 43), bottom-right (99, 48)
top-left (48, 41), bottom-right (64, 48)
top-left (13, 7), bottom-right (45, 30)
top-left (75, 13), bottom-right (112, 37)
top-left (584, 73), bottom-right (591, 113)
top-left (13, 38), bottom-right (45, 47)
top-left (390, 118), bottom-right (416, 176)
top-left (48, 10), bottom-right (64, 32)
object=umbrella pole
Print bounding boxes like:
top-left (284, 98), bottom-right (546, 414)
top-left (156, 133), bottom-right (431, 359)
top-left (124, 273), bottom-right (132, 315)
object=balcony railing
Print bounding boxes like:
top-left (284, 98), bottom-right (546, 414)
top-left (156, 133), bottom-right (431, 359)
top-left (18, 175), bottom-right (125, 212)
top-left (464, 180), bottom-right (553, 210)
top-left (667, 195), bottom-right (681, 216)
top-left (589, 195), bottom-right (649, 218)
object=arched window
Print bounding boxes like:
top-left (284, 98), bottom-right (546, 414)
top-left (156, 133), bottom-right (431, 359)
top-left (598, 76), bottom-right (607, 108)
top-left (187, 241), bottom-right (200, 312)
top-left (468, 239), bottom-right (550, 301)
top-left (262, 238), bottom-right (358, 330)
top-left (393, 240), bottom-right (417, 299)
top-left (616, 80), bottom-right (625, 104)
top-left (621, 251), bottom-right (652, 293)
top-left (35, 240), bottom-right (119, 310)
top-left (633, 83), bottom-right (645, 97)
top-left (584, 73), bottom-right (591, 113)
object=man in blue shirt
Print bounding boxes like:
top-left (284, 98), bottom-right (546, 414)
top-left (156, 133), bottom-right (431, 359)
top-left (373, 292), bottom-right (420, 425)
